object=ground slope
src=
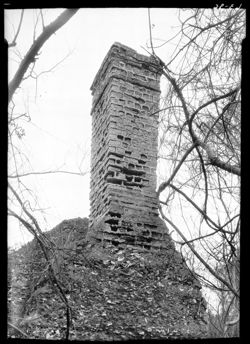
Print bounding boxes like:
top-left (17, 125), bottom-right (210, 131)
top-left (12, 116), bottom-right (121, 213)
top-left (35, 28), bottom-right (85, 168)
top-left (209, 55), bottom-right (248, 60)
top-left (8, 217), bottom-right (208, 340)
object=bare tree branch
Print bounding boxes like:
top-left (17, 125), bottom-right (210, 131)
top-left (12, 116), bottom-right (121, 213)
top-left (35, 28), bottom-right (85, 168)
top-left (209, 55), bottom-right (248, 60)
top-left (8, 205), bottom-right (71, 340)
top-left (168, 183), bottom-right (236, 233)
top-left (9, 182), bottom-right (46, 238)
top-left (165, 9), bottom-right (244, 69)
top-left (160, 59), bottom-right (241, 176)
top-left (197, 138), bottom-right (241, 176)
top-left (149, 8), bottom-right (242, 331)
top-left (8, 8), bottom-right (79, 103)
top-left (159, 204), bottom-right (239, 298)
top-left (190, 87), bottom-right (240, 125)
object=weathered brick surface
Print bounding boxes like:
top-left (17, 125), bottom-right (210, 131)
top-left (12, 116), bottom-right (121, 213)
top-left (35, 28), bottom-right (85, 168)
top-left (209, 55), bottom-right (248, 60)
top-left (89, 42), bottom-right (174, 251)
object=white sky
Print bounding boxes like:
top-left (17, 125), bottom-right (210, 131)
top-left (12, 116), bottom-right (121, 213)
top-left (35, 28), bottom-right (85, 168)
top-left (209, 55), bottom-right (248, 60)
top-left (6, 8), bottom-right (181, 249)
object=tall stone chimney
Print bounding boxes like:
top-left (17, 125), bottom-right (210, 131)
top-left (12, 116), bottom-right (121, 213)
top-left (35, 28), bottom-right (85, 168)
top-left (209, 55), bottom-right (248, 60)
top-left (89, 42), bottom-right (173, 252)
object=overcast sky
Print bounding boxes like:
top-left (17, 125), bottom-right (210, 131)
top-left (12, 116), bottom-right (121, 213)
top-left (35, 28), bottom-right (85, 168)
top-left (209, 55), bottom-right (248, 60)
top-left (6, 8), bottom-right (182, 249)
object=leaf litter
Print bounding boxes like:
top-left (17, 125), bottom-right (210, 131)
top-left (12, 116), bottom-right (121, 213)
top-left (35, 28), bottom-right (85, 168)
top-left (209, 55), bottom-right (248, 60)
top-left (8, 218), bottom-right (207, 340)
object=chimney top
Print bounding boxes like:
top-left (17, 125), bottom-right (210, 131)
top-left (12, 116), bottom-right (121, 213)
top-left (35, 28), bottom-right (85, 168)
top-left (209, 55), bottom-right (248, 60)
top-left (90, 42), bottom-right (161, 94)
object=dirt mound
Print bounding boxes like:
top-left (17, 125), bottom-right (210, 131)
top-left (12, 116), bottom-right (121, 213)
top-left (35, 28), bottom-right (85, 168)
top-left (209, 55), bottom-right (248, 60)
top-left (8, 217), bottom-right (207, 340)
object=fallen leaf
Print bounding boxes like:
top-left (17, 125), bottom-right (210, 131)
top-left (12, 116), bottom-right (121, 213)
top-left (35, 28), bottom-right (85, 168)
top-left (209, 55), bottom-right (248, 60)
top-left (158, 282), bottom-right (164, 287)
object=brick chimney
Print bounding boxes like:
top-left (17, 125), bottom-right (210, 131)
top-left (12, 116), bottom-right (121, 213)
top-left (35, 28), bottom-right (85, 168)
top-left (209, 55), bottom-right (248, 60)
top-left (89, 42), bottom-right (173, 252)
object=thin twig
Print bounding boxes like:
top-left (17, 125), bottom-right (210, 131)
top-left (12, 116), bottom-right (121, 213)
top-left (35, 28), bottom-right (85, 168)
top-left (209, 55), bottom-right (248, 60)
top-left (147, 8), bottom-right (155, 56)
top-left (9, 169), bottom-right (88, 178)
top-left (8, 321), bottom-right (28, 337)
top-left (157, 142), bottom-right (197, 197)
top-left (8, 10), bottom-right (24, 48)
top-left (40, 9), bottom-right (45, 30)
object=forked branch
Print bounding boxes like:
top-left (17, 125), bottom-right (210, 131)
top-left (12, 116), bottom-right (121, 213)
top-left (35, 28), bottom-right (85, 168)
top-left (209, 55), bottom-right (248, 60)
top-left (8, 9), bottom-right (79, 103)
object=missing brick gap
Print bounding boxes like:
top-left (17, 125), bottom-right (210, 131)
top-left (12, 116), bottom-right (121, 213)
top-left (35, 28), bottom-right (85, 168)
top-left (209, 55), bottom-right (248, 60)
top-left (108, 211), bottom-right (121, 218)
